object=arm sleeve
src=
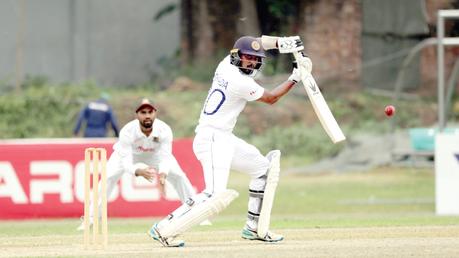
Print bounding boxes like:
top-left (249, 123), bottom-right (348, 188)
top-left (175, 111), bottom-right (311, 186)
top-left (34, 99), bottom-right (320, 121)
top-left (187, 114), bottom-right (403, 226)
top-left (73, 107), bottom-right (86, 135)
top-left (108, 108), bottom-right (119, 137)
top-left (157, 126), bottom-right (174, 175)
top-left (115, 131), bottom-right (137, 175)
top-left (260, 35), bottom-right (279, 50)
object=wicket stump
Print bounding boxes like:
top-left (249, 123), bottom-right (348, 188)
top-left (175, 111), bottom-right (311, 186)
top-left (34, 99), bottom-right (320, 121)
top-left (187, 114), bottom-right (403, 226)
top-left (84, 147), bottom-right (108, 249)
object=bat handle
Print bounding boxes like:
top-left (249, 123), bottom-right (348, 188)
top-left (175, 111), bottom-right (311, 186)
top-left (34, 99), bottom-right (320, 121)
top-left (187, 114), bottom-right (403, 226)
top-left (292, 51), bottom-right (308, 60)
top-left (292, 51), bottom-right (307, 69)
top-left (292, 51), bottom-right (302, 60)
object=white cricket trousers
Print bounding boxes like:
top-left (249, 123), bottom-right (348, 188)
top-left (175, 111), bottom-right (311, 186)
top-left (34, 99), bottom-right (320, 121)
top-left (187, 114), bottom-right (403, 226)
top-left (154, 128), bottom-right (272, 233)
top-left (193, 127), bottom-right (270, 195)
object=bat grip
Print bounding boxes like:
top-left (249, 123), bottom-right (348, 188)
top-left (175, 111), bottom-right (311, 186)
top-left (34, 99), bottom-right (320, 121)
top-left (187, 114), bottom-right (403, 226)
top-left (293, 51), bottom-right (308, 60)
top-left (292, 51), bottom-right (307, 69)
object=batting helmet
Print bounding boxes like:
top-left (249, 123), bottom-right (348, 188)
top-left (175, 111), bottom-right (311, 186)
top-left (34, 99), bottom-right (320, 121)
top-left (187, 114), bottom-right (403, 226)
top-left (230, 36), bottom-right (265, 75)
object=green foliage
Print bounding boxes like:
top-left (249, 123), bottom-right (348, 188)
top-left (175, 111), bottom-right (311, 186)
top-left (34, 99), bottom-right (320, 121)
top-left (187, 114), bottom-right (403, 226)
top-left (266, 0), bottom-right (298, 19)
top-left (0, 76), bottom-right (437, 162)
top-left (153, 50), bottom-right (225, 85)
top-left (0, 80), bottom-right (107, 138)
top-left (178, 62), bottom-right (217, 83)
top-left (260, 54), bottom-right (281, 76)
top-left (249, 123), bottom-right (343, 160)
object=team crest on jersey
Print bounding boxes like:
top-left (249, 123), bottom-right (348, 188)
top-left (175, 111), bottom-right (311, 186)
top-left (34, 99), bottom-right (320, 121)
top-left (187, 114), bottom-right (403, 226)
top-left (251, 41), bottom-right (261, 51)
top-left (153, 137), bottom-right (159, 142)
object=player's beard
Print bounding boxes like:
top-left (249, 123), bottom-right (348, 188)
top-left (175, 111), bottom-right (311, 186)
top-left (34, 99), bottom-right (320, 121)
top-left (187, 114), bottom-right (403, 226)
top-left (240, 64), bottom-right (255, 75)
top-left (141, 119), bottom-right (153, 129)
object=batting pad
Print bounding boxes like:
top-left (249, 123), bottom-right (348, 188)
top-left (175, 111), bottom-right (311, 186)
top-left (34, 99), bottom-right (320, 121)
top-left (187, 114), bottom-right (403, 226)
top-left (160, 189), bottom-right (239, 238)
top-left (258, 150), bottom-right (281, 238)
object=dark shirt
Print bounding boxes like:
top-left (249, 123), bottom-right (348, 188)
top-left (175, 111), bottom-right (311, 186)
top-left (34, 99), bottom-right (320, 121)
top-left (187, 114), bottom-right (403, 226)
top-left (73, 99), bottom-right (119, 137)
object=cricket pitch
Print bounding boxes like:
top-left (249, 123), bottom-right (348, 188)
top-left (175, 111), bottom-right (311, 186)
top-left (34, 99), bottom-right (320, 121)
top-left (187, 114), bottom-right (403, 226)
top-left (1, 226), bottom-right (459, 257)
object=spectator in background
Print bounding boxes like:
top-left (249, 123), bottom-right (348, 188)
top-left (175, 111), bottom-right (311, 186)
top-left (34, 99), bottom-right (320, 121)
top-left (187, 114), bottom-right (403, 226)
top-left (73, 93), bottom-right (119, 137)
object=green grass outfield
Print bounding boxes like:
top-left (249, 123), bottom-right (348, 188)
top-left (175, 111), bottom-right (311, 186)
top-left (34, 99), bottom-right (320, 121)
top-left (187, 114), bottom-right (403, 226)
top-left (1, 168), bottom-right (459, 257)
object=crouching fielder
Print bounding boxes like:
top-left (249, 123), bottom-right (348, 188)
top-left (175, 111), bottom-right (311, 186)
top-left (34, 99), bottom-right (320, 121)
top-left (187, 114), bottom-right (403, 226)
top-left (78, 98), bottom-right (196, 230)
top-left (149, 35), bottom-right (305, 247)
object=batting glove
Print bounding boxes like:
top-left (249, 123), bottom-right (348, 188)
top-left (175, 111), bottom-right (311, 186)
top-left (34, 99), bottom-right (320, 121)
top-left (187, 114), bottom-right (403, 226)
top-left (288, 68), bottom-right (301, 83)
top-left (278, 36), bottom-right (304, 53)
top-left (293, 53), bottom-right (312, 77)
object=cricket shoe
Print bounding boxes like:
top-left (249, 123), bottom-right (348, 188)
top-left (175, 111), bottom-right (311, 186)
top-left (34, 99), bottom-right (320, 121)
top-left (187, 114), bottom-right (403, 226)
top-left (148, 224), bottom-right (185, 247)
top-left (76, 216), bottom-right (93, 231)
top-left (241, 226), bottom-right (284, 242)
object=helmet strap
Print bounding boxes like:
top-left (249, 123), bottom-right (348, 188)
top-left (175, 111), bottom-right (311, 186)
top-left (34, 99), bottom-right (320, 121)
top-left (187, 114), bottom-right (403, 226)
top-left (230, 50), bottom-right (263, 77)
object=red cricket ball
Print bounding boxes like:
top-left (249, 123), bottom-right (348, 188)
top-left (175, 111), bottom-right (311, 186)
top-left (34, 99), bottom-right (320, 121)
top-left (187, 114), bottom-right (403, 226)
top-left (385, 105), bottom-right (395, 117)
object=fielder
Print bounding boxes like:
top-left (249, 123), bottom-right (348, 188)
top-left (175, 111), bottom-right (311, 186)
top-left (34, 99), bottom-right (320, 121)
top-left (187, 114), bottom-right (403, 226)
top-left (148, 35), bottom-right (308, 247)
top-left (73, 93), bottom-right (119, 138)
top-left (78, 98), bottom-right (200, 230)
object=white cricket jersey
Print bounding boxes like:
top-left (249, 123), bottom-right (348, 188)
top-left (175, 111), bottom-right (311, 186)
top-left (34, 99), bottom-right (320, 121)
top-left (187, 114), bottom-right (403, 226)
top-left (113, 118), bottom-right (174, 175)
top-left (196, 55), bottom-right (264, 133)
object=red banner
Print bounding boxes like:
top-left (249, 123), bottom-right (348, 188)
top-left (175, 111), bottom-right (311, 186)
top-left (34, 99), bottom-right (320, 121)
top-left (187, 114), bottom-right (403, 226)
top-left (0, 138), bottom-right (204, 219)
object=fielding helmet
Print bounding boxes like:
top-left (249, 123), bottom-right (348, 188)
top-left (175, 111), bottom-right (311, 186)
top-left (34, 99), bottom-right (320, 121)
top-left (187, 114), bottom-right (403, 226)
top-left (230, 36), bottom-right (265, 75)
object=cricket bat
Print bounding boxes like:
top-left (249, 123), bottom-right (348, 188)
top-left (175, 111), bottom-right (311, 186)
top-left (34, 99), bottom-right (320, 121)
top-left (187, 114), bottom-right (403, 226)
top-left (293, 52), bottom-right (346, 144)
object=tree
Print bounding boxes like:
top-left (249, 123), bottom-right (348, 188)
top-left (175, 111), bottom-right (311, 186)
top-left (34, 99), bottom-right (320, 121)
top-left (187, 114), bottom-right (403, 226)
top-left (180, 0), bottom-right (261, 65)
top-left (158, 0), bottom-right (301, 67)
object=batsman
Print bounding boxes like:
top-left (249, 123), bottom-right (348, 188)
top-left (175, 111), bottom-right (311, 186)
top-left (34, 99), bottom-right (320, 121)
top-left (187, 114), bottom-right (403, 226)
top-left (149, 35), bottom-right (310, 247)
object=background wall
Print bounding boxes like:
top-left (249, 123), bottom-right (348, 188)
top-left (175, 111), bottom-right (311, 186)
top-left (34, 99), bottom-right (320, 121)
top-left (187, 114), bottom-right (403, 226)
top-left (0, 0), bottom-right (179, 86)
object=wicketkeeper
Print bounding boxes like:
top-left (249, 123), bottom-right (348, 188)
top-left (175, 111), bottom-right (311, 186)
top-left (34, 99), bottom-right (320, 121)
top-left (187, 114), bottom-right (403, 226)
top-left (148, 35), bottom-right (310, 247)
